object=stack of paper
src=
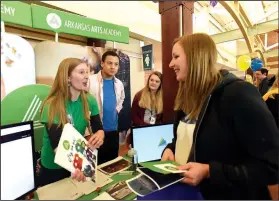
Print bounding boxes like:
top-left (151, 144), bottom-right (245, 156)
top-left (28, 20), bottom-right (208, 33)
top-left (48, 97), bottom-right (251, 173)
top-left (72, 170), bottom-right (113, 195)
top-left (37, 170), bottom-right (113, 199)
top-left (36, 178), bottom-right (83, 200)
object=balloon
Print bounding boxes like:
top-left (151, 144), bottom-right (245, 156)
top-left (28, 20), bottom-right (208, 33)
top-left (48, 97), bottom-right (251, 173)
top-left (237, 55), bottom-right (251, 71)
top-left (210, 1), bottom-right (218, 7)
top-left (250, 58), bottom-right (263, 72)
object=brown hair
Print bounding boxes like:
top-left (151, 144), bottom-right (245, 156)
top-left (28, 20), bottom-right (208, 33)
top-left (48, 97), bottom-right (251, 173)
top-left (139, 71), bottom-right (163, 113)
top-left (40, 58), bottom-right (90, 128)
top-left (174, 33), bottom-right (221, 119)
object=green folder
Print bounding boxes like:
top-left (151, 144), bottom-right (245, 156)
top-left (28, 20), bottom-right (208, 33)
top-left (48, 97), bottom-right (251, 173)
top-left (139, 160), bottom-right (180, 175)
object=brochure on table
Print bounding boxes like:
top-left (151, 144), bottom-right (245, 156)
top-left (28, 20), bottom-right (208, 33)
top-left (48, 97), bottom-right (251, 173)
top-left (36, 170), bottom-right (113, 199)
top-left (126, 162), bottom-right (186, 197)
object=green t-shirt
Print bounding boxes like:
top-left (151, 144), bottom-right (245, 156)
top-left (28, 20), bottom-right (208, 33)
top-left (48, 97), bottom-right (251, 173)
top-left (40, 94), bottom-right (99, 169)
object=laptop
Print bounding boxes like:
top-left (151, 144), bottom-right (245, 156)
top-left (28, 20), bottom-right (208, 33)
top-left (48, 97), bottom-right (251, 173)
top-left (131, 123), bottom-right (174, 164)
top-left (1, 121), bottom-right (37, 200)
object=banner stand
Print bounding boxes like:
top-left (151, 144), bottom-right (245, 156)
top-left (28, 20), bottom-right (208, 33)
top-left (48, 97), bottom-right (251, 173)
top-left (55, 32), bottom-right (59, 42)
top-left (1, 21), bottom-right (5, 33)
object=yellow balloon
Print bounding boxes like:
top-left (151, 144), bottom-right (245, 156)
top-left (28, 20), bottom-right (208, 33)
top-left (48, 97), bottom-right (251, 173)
top-left (237, 55), bottom-right (251, 71)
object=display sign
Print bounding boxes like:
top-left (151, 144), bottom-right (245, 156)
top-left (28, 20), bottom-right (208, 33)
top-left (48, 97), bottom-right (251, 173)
top-left (1, 84), bottom-right (51, 151)
top-left (1, 1), bottom-right (32, 27)
top-left (142, 44), bottom-right (153, 70)
top-left (31, 4), bottom-right (129, 44)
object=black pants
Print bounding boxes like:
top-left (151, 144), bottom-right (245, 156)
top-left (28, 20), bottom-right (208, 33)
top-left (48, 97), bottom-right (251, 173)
top-left (98, 130), bottom-right (119, 165)
top-left (39, 163), bottom-right (70, 187)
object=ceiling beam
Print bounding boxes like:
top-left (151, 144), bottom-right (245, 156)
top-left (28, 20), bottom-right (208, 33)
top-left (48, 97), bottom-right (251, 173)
top-left (195, 2), bottom-right (226, 32)
top-left (266, 43), bottom-right (279, 51)
top-left (264, 49), bottom-right (279, 57)
top-left (238, 3), bottom-right (265, 52)
top-left (236, 49), bottom-right (278, 58)
top-left (211, 19), bottom-right (278, 43)
top-left (218, 1), bottom-right (253, 52)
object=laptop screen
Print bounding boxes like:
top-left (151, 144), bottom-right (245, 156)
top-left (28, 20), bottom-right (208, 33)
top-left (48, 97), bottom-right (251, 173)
top-left (1, 122), bottom-right (36, 200)
top-left (132, 124), bottom-right (173, 163)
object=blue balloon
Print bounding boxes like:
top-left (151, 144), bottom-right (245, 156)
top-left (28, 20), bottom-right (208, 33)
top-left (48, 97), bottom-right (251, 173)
top-left (250, 58), bottom-right (263, 71)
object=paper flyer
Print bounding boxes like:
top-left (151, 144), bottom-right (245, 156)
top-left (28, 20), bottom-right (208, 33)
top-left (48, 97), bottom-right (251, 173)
top-left (54, 123), bottom-right (98, 183)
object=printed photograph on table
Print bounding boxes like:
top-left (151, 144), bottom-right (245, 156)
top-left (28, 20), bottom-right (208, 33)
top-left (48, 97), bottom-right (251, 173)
top-left (54, 123), bottom-right (98, 183)
top-left (106, 181), bottom-right (133, 200)
top-left (126, 174), bottom-right (159, 197)
top-left (99, 157), bottom-right (130, 175)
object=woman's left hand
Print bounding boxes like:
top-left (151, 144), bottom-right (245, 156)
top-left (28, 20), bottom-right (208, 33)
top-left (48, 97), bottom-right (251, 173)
top-left (178, 162), bottom-right (209, 186)
top-left (87, 130), bottom-right (105, 149)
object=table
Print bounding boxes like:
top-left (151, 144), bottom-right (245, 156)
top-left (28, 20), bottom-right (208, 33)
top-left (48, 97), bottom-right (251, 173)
top-left (34, 173), bottom-right (138, 200)
top-left (137, 182), bottom-right (203, 200)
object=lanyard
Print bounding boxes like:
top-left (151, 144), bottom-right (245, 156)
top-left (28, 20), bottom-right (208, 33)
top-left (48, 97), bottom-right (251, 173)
top-left (67, 102), bottom-right (75, 126)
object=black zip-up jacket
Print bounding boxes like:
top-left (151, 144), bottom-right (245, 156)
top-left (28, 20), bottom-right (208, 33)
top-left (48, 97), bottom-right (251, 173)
top-left (165, 70), bottom-right (279, 199)
top-left (265, 93), bottom-right (279, 128)
top-left (259, 77), bottom-right (270, 96)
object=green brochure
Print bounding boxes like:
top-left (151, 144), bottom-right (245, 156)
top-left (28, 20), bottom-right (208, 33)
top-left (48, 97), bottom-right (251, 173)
top-left (139, 160), bottom-right (180, 175)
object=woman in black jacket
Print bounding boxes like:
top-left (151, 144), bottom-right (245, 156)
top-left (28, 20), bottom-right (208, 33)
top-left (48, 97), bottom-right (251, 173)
top-left (263, 74), bottom-right (278, 128)
top-left (162, 33), bottom-right (279, 199)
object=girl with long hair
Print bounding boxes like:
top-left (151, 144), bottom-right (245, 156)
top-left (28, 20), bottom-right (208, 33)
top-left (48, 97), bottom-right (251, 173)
top-left (161, 33), bottom-right (279, 199)
top-left (131, 71), bottom-right (163, 126)
top-left (39, 58), bottom-right (104, 186)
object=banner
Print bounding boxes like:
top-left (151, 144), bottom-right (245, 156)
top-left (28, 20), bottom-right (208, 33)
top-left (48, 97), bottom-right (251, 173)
top-left (31, 4), bottom-right (129, 44)
top-left (1, 1), bottom-right (32, 27)
top-left (142, 45), bottom-right (153, 70)
top-left (1, 84), bottom-right (51, 151)
top-left (1, 32), bottom-right (36, 100)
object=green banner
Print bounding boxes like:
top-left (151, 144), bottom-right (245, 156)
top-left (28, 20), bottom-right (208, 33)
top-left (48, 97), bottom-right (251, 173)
top-left (31, 4), bottom-right (129, 44)
top-left (1, 84), bottom-right (51, 151)
top-left (142, 44), bottom-right (153, 70)
top-left (1, 1), bottom-right (32, 27)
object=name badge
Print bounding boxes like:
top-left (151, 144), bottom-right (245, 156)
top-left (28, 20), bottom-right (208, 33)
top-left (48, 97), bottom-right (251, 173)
top-left (150, 117), bottom-right (156, 125)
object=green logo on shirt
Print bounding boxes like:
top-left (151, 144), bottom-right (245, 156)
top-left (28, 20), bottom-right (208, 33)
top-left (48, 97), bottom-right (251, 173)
top-left (63, 140), bottom-right (70, 150)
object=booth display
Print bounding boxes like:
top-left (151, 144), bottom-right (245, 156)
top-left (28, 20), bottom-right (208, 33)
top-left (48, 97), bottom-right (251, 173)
top-left (1, 84), bottom-right (51, 151)
top-left (0, 1), bottom-right (145, 200)
top-left (1, 32), bottom-right (36, 100)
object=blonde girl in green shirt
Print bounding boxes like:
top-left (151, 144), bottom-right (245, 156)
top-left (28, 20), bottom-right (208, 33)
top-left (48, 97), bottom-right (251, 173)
top-left (39, 58), bottom-right (104, 186)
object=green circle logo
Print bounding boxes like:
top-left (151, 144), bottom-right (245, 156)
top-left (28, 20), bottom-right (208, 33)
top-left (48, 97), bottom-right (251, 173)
top-left (63, 140), bottom-right (70, 150)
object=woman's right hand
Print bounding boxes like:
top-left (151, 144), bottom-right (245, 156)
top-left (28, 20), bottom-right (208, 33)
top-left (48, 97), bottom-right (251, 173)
top-left (161, 148), bottom-right (175, 161)
top-left (71, 169), bottom-right (86, 182)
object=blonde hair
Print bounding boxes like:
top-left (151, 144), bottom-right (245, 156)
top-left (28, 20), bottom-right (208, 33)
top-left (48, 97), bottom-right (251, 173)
top-left (270, 74), bottom-right (278, 90)
top-left (268, 74), bottom-right (279, 99)
top-left (139, 71), bottom-right (163, 113)
top-left (245, 74), bottom-right (253, 84)
top-left (40, 58), bottom-right (90, 128)
top-left (174, 33), bottom-right (221, 120)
